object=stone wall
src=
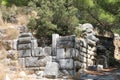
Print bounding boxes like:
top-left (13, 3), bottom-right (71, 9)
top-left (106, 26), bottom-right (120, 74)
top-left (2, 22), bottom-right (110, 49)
top-left (17, 33), bottom-right (52, 71)
top-left (16, 23), bottom-right (115, 79)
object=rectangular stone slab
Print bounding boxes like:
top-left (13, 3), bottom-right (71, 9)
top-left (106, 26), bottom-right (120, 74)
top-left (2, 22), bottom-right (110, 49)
top-left (18, 49), bottom-right (32, 57)
top-left (57, 41), bottom-right (75, 48)
top-left (18, 37), bottom-right (31, 44)
top-left (32, 47), bottom-right (44, 57)
top-left (17, 43), bottom-right (32, 50)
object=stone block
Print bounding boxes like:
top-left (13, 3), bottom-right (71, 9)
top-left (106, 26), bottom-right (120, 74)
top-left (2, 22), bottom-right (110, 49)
top-left (19, 33), bottom-right (32, 37)
top-left (81, 23), bottom-right (93, 31)
top-left (18, 58), bottom-right (25, 68)
top-left (25, 57), bottom-right (44, 67)
top-left (75, 61), bottom-right (82, 68)
top-left (43, 47), bottom-right (51, 56)
top-left (44, 62), bottom-right (59, 78)
top-left (56, 48), bottom-right (65, 59)
top-left (13, 39), bottom-right (18, 50)
top-left (87, 39), bottom-right (96, 46)
top-left (57, 41), bottom-right (75, 48)
top-left (66, 48), bottom-right (79, 59)
top-left (17, 43), bottom-right (32, 50)
top-left (58, 59), bottom-right (74, 69)
top-left (79, 38), bottom-right (87, 48)
top-left (86, 34), bottom-right (99, 42)
top-left (31, 39), bottom-right (38, 49)
top-left (18, 49), bottom-right (32, 57)
top-left (25, 56), bottom-right (52, 67)
top-left (59, 35), bottom-right (75, 41)
top-left (32, 47), bottom-right (44, 57)
top-left (18, 37), bottom-right (31, 44)
top-left (52, 34), bottom-right (59, 56)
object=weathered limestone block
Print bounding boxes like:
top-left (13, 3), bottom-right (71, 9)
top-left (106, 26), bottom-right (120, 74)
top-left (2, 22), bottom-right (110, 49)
top-left (81, 23), bottom-right (93, 31)
top-left (66, 48), bottom-right (79, 59)
top-left (40, 56), bottom-right (52, 64)
top-left (87, 39), bottom-right (96, 46)
top-left (19, 33), bottom-right (32, 37)
top-left (18, 58), bottom-right (25, 68)
top-left (57, 35), bottom-right (75, 48)
top-left (57, 41), bottom-right (75, 48)
top-left (17, 43), bottom-right (32, 50)
top-left (44, 62), bottom-right (59, 78)
top-left (25, 57), bottom-right (44, 67)
top-left (75, 61), bottom-right (82, 68)
top-left (31, 39), bottom-right (38, 49)
top-left (32, 47), bottom-right (44, 57)
top-left (56, 48), bottom-right (65, 59)
top-left (13, 39), bottom-right (18, 50)
top-left (58, 59), bottom-right (74, 69)
top-left (80, 47), bottom-right (87, 53)
top-left (18, 49), bottom-right (32, 57)
top-left (86, 34), bottom-right (99, 42)
top-left (43, 47), bottom-right (51, 56)
top-left (18, 37), bottom-right (31, 44)
top-left (56, 48), bottom-right (79, 59)
top-left (25, 56), bottom-right (52, 67)
top-left (79, 38), bottom-right (87, 48)
top-left (52, 34), bottom-right (59, 56)
top-left (59, 35), bottom-right (75, 41)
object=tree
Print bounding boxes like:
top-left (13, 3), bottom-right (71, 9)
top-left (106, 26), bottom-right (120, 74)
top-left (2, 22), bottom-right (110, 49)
top-left (27, 0), bottom-right (79, 46)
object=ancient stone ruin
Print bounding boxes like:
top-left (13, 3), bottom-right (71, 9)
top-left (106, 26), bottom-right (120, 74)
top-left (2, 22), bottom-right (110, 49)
top-left (1, 23), bottom-right (114, 80)
top-left (16, 23), bottom-right (110, 79)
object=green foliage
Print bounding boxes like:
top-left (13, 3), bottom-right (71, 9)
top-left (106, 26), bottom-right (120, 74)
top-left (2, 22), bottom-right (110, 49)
top-left (26, 0), bottom-right (79, 45)
top-left (1, 0), bottom-right (120, 44)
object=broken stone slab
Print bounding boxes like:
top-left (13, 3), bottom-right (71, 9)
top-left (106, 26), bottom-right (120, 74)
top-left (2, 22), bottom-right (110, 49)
top-left (58, 59), bottom-right (74, 69)
top-left (25, 56), bottom-right (52, 67)
top-left (17, 43), bottom-right (32, 50)
top-left (18, 37), bottom-right (32, 44)
top-left (87, 39), bottom-right (96, 46)
top-left (18, 49), bottom-right (32, 57)
top-left (81, 23), bottom-right (94, 31)
top-left (44, 62), bottom-right (59, 78)
top-left (25, 57), bottom-right (45, 67)
top-left (40, 56), bottom-right (52, 64)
